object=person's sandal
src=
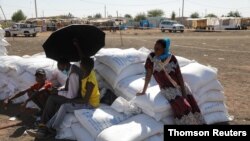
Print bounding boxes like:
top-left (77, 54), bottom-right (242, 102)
top-left (26, 124), bottom-right (53, 139)
top-left (26, 128), bottom-right (47, 138)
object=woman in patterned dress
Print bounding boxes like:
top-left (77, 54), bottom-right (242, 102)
top-left (137, 38), bottom-right (205, 125)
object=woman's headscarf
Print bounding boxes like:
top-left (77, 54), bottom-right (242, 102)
top-left (157, 38), bottom-right (171, 60)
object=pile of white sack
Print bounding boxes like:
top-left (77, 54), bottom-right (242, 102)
top-left (0, 46), bottom-right (232, 141)
top-left (94, 47), bottom-right (231, 125)
top-left (0, 53), bottom-right (67, 107)
top-left (56, 102), bottom-right (164, 141)
top-left (0, 27), bottom-right (66, 104)
top-left (55, 47), bottom-right (232, 141)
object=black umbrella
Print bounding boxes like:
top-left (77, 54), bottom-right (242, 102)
top-left (43, 24), bottom-right (105, 61)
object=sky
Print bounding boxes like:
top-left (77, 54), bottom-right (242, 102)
top-left (0, 0), bottom-right (250, 20)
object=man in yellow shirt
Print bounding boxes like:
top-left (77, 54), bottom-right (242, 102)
top-left (27, 57), bottom-right (100, 138)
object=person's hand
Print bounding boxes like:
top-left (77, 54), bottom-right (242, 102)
top-left (136, 92), bottom-right (145, 96)
top-left (49, 87), bottom-right (58, 95)
top-left (3, 99), bottom-right (9, 110)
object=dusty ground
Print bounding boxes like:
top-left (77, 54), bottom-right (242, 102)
top-left (1, 29), bottom-right (250, 140)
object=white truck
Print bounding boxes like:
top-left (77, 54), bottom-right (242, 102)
top-left (159, 20), bottom-right (185, 33)
top-left (4, 23), bottom-right (40, 37)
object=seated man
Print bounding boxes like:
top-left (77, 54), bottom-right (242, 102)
top-left (27, 57), bottom-right (100, 138)
top-left (3, 69), bottom-right (53, 116)
top-left (27, 58), bottom-right (83, 129)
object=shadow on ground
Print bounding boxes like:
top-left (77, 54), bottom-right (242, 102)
top-left (0, 101), bottom-right (75, 141)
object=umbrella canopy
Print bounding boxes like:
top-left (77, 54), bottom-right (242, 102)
top-left (43, 24), bottom-right (105, 61)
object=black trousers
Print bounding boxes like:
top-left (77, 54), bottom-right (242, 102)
top-left (41, 95), bottom-right (70, 124)
top-left (28, 91), bottom-right (49, 113)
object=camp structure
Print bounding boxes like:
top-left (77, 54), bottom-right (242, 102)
top-left (187, 18), bottom-right (219, 30)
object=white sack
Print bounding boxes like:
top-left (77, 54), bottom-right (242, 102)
top-left (0, 56), bottom-right (24, 73)
top-left (17, 72), bottom-right (36, 89)
top-left (0, 90), bottom-right (9, 100)
top-left (95, 48), bottom-right (146, 74)
top-left (71, 123), bottom-right (95, 141)
top-left (96, 63), bottom-right (145, 88)
top-left (141, 107), bottom-right (171, 121)
top-left (181, 62), bottom-right (218, 92)
top-left (195, 90), bottom-right (225, 105)
top-left (115, 74), bottom-right (157, 100)
top-left (55, 127), bottom-right (76, 140)
top-left (131, 85), bottom-right (171, 114)
top-left (161, 116), bottom-right (175, 125)
top-left (74, 105), bottom-right (130, 138)
top-left (96, 114), bottom-right (164, 141)
top-left (96, 48), bottom-right (122, 55)
top-left (111, 96), bottom-right (142, 116)
top-left (59, 113), bottom-right (78, 129)
top-left (0, 74), bottom-right (8, 88)
top-left (175, 56), bottom-right (194, 67)
top-left (204, 112), bottom-right (230, 125)
top-left (195, 80), bottom-right (223, 97)
top-left (200, 102), bottom-right (228, 115)
top-left (0, 46), bottom-right (7, 56)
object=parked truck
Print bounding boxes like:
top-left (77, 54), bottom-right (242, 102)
top-left (188, 18), bottom-right (219, 30)
top-left (4, 23), bottom-right (40, 37)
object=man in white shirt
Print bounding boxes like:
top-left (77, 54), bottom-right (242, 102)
top-left (38, 58), bottom-right (83, 127)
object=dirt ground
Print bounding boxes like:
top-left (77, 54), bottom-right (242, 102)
top-left (1, 29), bottom-right (250, 140)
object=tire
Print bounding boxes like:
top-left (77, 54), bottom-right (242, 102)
top-left (180, 30), bottom-right (184, 33)
top-left (161, 29), bottom-right (165, 32)
top-left (169, 30), bottom-right (172, 33)
top-left (5, 31), bottom-right (11, 37)
top-left (24, 31), bottom-right (30, 37)
top-left (13, 34), bottom-right (17, 37)
top-left (173, 27), bottom-right (176, 33)
top-left (32, 33), bottom-right (37, 37)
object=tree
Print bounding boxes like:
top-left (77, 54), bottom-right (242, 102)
top-left (94, 13), bottom-right (102, 19)
top-left (108, 15), bottom-right (112, 18)
top-left (11, 10), bottom-right (27, 22)
top-left (205, 13), bottom-right (217, 18)
top-left (134, 13), bottom-right (147, 22)
top-left (147, 9), bottom-right (164, 17)
top-left (171, 11), bottom-right (176, 20)
top-left (87, 15), bottom-right (93, 19)
top-left (190, 12), bottom-right (199, 18)
top-left (227, 11), bottom-right (241, 17)
top-left (124, 14), bottom-right (132, 19)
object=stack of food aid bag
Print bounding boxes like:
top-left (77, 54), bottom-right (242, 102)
top-left (0, 45), bottom-right (231, 141)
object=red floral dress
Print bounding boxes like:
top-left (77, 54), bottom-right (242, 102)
top-left (145, 53), bottom-right (205, 124)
